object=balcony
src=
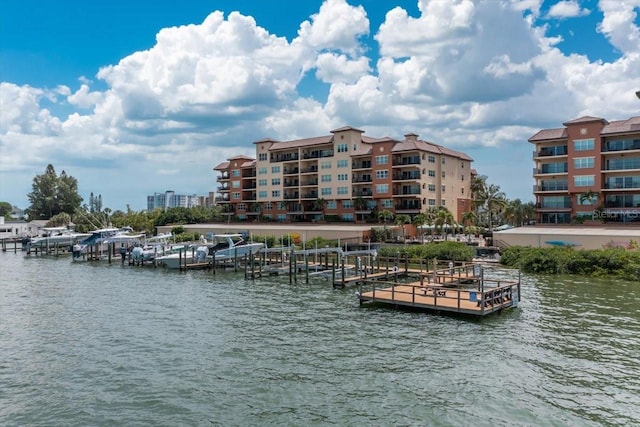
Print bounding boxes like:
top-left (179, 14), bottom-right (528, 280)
top-left (283, 167), bottom-right (299, 175)
top-left (535, 202), bottom-right (572, 210)
top-left (533, 147), bottom-right (568, 158)
top-left (393, 172), bottom-right (421, 181)
top-left (352, 175), bottom-right (372, 183)
top-left (353, 189), bottom-right (372, 197)
top-left (603, 178), bottom-right (640, 190)
top-left (242, 183), bottom-right (256, 189)
top-left (217, 174), bottom-right (230, 182)
top-left (392, 156), bottom-right (420, 166)
top-left (393, 188), bottom-right (421, 196)
top-left (300, 166), bottom-right (318, 174)
top-left (395, 202), bottom-right (421, 211)
top-left (283, 180), bottom-right (299, 187)
top-left (352, 161), bottom-right (372, 169)
top-left (604, 158), bottom-right (640, 171)
top-left (283, 192), bottom-right (299, 200)
top-left (602, 139), bottom-right (640, 153)
top-left (270, 153), bottom-right (299, 163)
top-left (533, 164), bottom-right (568, 175)
top-left (533, 183), bottom-right (568, 192)
top-left (302, 149), bottom-right (334, 159)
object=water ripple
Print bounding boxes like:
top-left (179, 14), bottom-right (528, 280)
top-left (1, 253), bottom-right (639, 426)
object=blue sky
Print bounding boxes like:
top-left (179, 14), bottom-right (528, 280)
top-left (1, 0), bottom-right (640, 212)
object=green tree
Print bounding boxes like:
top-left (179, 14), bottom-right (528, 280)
top-left (27, 165), bottom-right (83, 219)
top-left (0, 201), bottom-right (12, 218)
top-left (435, 207), bottom-right (455, 240)
top-left (395, 214), bottom-right (411, 240)
top-left (377, 209), bottom-right (394, 225)
top-left (46, 212), bottom-right (72, 227)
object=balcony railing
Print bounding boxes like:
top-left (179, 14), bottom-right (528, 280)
top-left (533, 147), bottom-right (568, 158)
top-left (536, 202), bottom-right (572, 209)
top-left (534, 183), bottom-right (568, 192)
top-left (270, 153), bottom-right (299, 163)
top-left (393, 173), bottom-right (421, 180)
top-left (533, 164), bottom-right (568, 174)
top-left (602, 139), bottom-right (640, 152)
top-left (605, 158), bottom-right (640, 171)
top-left (352, 161), bottom-right (372, 169)
top-left (395, 203), bottom-right (421, 210)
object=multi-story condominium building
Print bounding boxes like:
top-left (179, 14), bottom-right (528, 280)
top-left (147, 191), bottom-right (201, 211)
top-left (529, 115), bottom-right (640, 224)
top-left (214, 126), bottom-right (474, 223)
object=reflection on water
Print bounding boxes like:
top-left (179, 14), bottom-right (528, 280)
top-left (0, 254), bottom-right (638, 426)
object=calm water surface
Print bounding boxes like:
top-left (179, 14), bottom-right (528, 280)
top-left (1, 252), bottom-right (639, 426)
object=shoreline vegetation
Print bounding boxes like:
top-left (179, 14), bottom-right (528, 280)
top-left (499, 245), bottom-right (640, 282)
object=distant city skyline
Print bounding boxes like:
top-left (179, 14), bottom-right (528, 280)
top-left (1, 0), bottom-right (639, 211)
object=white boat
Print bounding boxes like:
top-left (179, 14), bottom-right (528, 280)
top-left (131, 233), bottom-right (183, 264)
top-left (22, 227), bottom-right (92, 252)
top-left (72, 226), bottom-right (141, 258)
top-left (154, 234), bottom-right (264, 269)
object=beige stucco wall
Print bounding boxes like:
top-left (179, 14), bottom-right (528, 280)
top-left (493, 226), bottom-right (640, 250)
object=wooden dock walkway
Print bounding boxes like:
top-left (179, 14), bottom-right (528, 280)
top-left (356, 265), bottom-right (521, 318)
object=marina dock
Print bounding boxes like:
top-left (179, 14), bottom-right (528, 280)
top-left (356, 263), bottom-right (520, 318)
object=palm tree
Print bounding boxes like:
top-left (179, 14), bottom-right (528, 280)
top-left (395, 214), bottom-right (411, 241)
top-left (435, 207), bottom-right (455, 240)
top-left (378, 209), bottom-right (394, 225)
top-left (462, 210), bottom-right (477, 240)
top-left (579, 190), bottom-right (600, 220)
top-left (353, 196), bottom-right (366, 222)
top-left (423, 207), bottom-right (438, 237)
top-left (482, 183), bottom-right (507, 230)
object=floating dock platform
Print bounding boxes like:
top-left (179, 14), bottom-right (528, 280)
top-left (356, 264), bottom-right (520, 318)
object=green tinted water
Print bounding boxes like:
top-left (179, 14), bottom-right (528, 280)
top-left (1, 253), bottom-right (638, 426)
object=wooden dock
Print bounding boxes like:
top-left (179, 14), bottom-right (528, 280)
top-left (356, 265), bottom-right (521, 318)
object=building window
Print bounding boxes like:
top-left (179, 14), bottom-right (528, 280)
top-left (461, 188), bottom-right (464, 194)
top-left (573, 175), bottom-right (595, 187)
top-left (441, 185), bottom-right (446, 193)
top-left (321, 175), bottom-right (332, 182)
top-left (375, 155), bottom-right (388, 165)
top-left (321, 188), bottom-right (332, 196)
top-left (258, 153), bottom-right (267, 161)
top-left (232, 192), bottom-right (240, 199)
top-left (375, 184), bottom-right (389, 194)
top-left (272, 190), bottom-right (280, 197)
top-left (337, 159), bottom-right (348, 168)
top-left (237, 203), bottom-right (246, 211)
top-left (428, 184), bottom-right (436, 192)
top-left (264, 202), bottom-right (272, 210)
top-left (232, 170), bottom-right (241, 177)
top-left (258, 179), bottom-right (267, 186)
top-left (337, 143), bottom-right (348, 152)
top-left (428, 170), bottom-right (436, 177)
top-left (381, 199), bottom-right (393, 208)
top-left (573, 138), bottom-right (594, 151)
top-left (376, 170), bottom-right (388, 179)
top-left (277, 214), bottom-right (287, 222)
top-left (272, 166), bottom-right (280, 174)
top-left (258, 167), bottom-right (267, 175)
top-left (342, 200), bottom-right (354, 208)
top-left (321, 161), bottom-right (332, 169)
top-left (461, 174), bottom-right (465, 181)
top-left (573, 157), bottom-right (594, 169)
top-left (258, 191), bottom-right (267, 198)
top-left (337, 187), bottom-right (349, 195)
top-left (338, 174), bottom-right (349, 181)
top-left (442, 158), bottom-right (446, 164)
top-left (327, 201), bottom-right (337, 209)
top-left (271, 178), bottom-right (281, 186)
top-left (441, 200), bottom-right (446, 206)
top-left (428, 155), bottom-right (436, 163)
top-left (442, 171), bottom-right (446, 178)
top-left (342, 213), bottom-right (354, 221)
top-left (232, 181), bottom-right (240, 188)
top-left (428, 199), bottom-right (436, 206)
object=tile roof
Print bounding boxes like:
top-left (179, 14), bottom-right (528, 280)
top-left (602, 116), bottom-right (640, 135)
top-left (213, 161), bottom-right (230, 170)
top-left (562, 115), bottom-right (608, 125)
top-left (268, 135), bottom-right (334, 150)
top-left (528, 128), bottom-right (568, 142)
